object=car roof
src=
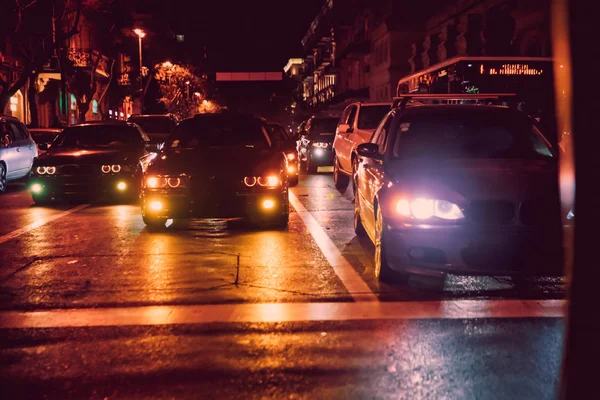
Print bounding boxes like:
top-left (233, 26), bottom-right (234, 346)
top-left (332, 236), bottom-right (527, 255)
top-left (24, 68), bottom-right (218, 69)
top-left (0, 115), bottom-right (21, 122)
top-left (70, 121), bottom-right (137, 127)
top-left (128, 114), bottom-right (174, 119)
top-left (396, 104), bottom-right (520, 118)
top-left (356, 102), bottom-right (392, 107)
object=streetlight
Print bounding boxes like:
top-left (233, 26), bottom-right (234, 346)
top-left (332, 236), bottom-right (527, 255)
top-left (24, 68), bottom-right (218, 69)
top-left (185, 80), bottom-right (191, 99)
top-left (134, 28), bottom-right (146, 113)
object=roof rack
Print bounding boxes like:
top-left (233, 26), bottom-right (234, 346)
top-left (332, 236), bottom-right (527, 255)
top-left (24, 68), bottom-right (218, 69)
top-left (392, 93), bottom-right (517, 112)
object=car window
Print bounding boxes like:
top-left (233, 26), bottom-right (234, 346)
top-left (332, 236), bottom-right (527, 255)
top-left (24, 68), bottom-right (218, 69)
top-left (357, 105), bottom-right (391, 130)
top-left (128, 117), bottom-right (174, 135)
top-left (308, 118), bottom-right (338, 138)
top-left (166, 115), bottom-right (271, 149)
top-left (392, 108), bottom-right (555, 160)
top-left (347, 105), bottom-right (358, 126)
top-left (7, 122), bottom-right (27, 141)
top-left (268, 124), bottom-right (289, 146)
top-left (53, 125), bottom-right (145, 148)
top-left (373, 114), bottom-right (392, 154)
top-left (1, 122), bottom-right (16, 142)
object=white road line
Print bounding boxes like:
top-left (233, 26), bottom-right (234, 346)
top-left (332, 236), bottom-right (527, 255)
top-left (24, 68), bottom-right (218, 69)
top-left (0, 300), bottom-right (566, 329)
top-left (0, 204), bottom-right (89, 245)
top-left (289, 190), bottom-right (377, 302)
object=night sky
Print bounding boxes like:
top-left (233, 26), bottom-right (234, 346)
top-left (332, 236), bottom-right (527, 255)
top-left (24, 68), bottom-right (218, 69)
top-left (165, 0), bottom-right (325, 71)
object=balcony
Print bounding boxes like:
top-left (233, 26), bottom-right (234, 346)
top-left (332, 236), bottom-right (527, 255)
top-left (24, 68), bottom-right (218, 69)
top-left (64, 48), bottom-right (111, 78)
top-left (338, 40), bottom-right (370, 61)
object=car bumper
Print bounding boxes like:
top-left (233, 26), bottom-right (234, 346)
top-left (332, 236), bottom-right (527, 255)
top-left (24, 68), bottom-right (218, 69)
top-left (309, 148), bottom-right (334, 166)
top-left (29, 174), bottom-right (138, 199)
top-left (383, 223), bottom-right (566, 277)
top-left (141, 189), bottom-right (288, 220)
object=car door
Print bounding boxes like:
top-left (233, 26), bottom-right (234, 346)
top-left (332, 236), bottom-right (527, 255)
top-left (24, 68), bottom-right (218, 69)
top-left (0, 121), bottom-right (27, 179)
top-left (13, 121), bottom-right (36, 171)
top-left (339, 105), bottom-right (358, 172)
top-left (359, 114), bottom-right (392, 235)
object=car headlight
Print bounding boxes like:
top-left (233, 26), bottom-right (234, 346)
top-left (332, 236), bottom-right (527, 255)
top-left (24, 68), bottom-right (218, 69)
top-left (396, 198), bottom-right (464, 221)
top-left (145, 175), bottom-right (187, 189)
top-left (311, 142), bottom-right (328, 148)
top-left (101, 164), bottom-right (123, 174)
top-left (244, 175), bottom-right (282, 187)
top-left (36, 166), bottom-right (56, 175)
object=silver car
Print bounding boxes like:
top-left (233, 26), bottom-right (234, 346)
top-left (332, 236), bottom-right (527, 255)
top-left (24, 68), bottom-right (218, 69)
top-left (0, 116), bottom-right (38, 192)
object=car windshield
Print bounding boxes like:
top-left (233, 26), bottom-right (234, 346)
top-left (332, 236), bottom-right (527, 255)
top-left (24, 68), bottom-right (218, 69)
top-left (30, 130), bottom-right (61, 144)
top-left (128, 117), bottom-right (173, 136)
top-left (357, 105), bottom-right (390, 130)
top-left (166, 114), bottom-right (270, 149)
top-left (268, 124), bottom-right (289, 146)
top-left (309, 118), bottom-right (338, 138)
top-left (392, 107), bottom-right (554, 160)
top-left (52, 125), bottom-right (144, 148)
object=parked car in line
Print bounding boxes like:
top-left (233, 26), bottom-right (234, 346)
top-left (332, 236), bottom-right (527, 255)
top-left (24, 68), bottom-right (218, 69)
top-left (353, 97), bottom-right (563, 288)
top-left (127, 114), bottom-right (178, 149)
top-left (297, 116), bottom-right (339, 173)
top-left (267, 122), bottom-right (299, 187)
top-left (29, 128), bottom-right (62, 156)
top-left (0, 115), bottom-right (38, 193)
top-left (332, 102), bottom-right (391, 190)
top-left (140, 112), bottom-right (290, 230)
top-left (29, 121), bottom-right (155, 204)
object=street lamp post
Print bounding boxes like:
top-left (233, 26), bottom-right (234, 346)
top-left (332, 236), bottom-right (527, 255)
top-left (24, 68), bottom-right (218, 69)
top-left (134, 28), bottom-right (146, 113)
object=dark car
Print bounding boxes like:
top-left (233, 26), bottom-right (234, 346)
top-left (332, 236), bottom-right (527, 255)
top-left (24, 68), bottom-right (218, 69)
top-left (297, 116), bottom-right (339, 173)
top-left (267, 122), bottom-right (298, 186)
top-left (354, 103), bottom-right (563, 286)
top-left (140, 112), bottom-right (290, 230)
top-left (29, 121), bottom-right (155, 204)
top-left (127, 114), bottom-right (178, 149)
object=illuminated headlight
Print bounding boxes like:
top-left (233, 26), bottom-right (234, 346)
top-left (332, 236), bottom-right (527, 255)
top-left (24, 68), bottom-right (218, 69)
top-left (311, 142), bottom-right (328, 148)
top-left (101, 165), bottom-right (123, 174)
top-left (396, 198), bottom-right (464, 221)
top-left (36, 166), bottom-right (56, 175)
top-left (145, 175), bottom-right (187, 189)
top-left (244, 175), bottom-right (282, 188)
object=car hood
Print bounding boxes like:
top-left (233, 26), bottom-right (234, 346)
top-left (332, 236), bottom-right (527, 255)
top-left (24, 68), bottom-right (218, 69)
top-left (387, 158), bottom-right (558, 204)
top-left (148, 147), bottom-right (282, 176)
top-left (36, 148), bottom-right (140, 165)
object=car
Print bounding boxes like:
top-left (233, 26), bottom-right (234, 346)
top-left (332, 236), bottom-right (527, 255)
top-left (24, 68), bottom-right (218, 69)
top-left (297, 116), bottom-right (339, 173)
top-left (127, 114), bottom-right (178, 149)
top-left (353, 97), bottom-right (563, 287)
top-left (0, 115), bottom-right (38, 193)
top-left (267, 122), bottom-right (299, 186)
top-left (140, 112), bottom-right (290, 230)
top-left (332, 102), bottom-right (391, 190)
top-left (28, 121), bottom-right (155, 204)
top-left (28, 128), bottom-right (63, 156)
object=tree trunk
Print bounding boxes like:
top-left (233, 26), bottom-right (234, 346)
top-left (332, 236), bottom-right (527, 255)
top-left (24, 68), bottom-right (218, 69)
top-left (0, 94), bottom-right (8, 115)
top-left (77, 100), bottom-right (90, 123)
top-left (27, 75), bottom-right (39, 128)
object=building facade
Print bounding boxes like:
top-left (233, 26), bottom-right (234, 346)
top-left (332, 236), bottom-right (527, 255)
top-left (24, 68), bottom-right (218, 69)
top-left (294, 0), bottom-right (552, 109)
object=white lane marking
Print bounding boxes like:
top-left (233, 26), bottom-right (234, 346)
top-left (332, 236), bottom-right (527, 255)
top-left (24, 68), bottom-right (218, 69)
top-left (289, 191), bottom-right (377, 302)
top-left (0, 300), bottom-right (566, 329)
top-left (0, 204), bottom-right (89, 245)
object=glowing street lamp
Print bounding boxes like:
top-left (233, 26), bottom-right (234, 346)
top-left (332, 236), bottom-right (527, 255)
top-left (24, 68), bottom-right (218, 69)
top-left (134, 28), bottom-right (146, 112)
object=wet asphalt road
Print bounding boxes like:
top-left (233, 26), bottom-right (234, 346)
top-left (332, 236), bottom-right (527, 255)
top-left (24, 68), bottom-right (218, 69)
top-left (0, 171), bottom-right (566, 399)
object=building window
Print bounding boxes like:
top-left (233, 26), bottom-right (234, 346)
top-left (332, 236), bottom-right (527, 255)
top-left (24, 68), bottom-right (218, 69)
top-left (176, 34), bottom-right (185, 43)
top-left (91, 99), bottom-right (98, 115)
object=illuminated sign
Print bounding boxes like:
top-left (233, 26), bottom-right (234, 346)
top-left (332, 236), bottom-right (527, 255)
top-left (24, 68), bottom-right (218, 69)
top-left (482, 64), bottom-right (544, 76)
top-left (438, 69), bottom-right (448, 78)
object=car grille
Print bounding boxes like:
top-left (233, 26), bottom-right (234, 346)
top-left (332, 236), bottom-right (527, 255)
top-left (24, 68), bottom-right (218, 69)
top-left (60, 165), bottom-right (95, 175)
top-left (465, 201), bottom-right (515, 225)
top-left (520, 198), bottom-right (561, 226)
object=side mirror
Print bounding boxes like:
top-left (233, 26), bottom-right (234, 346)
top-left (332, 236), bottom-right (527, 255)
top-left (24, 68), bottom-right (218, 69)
top-left (338, 123), bottom-right (352, 134)
top-left (144, 142), bottom-right (160, 152)
top-left (357, 143), bottom-right (382, 160)
top-left (38, 143), bottom-right (49, 150)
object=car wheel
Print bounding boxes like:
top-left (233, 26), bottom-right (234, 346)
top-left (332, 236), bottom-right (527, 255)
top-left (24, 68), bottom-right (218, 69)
top-left (374, 206), bottom-right (395, 282)
top-left (333, 155), bottom-right (349, 191)
top-left (307, 158), bottom-right (318, 174)
top-left (353, 192), bottom-right (368, 237)
top-left (32, 192), bottom-right (51, 205)
top-left (143, 214), bottom-right (167, 231)
top-left (288, 175), bottom-right (299, 187)
top-left (0, 163), bottom-right (6, 193)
